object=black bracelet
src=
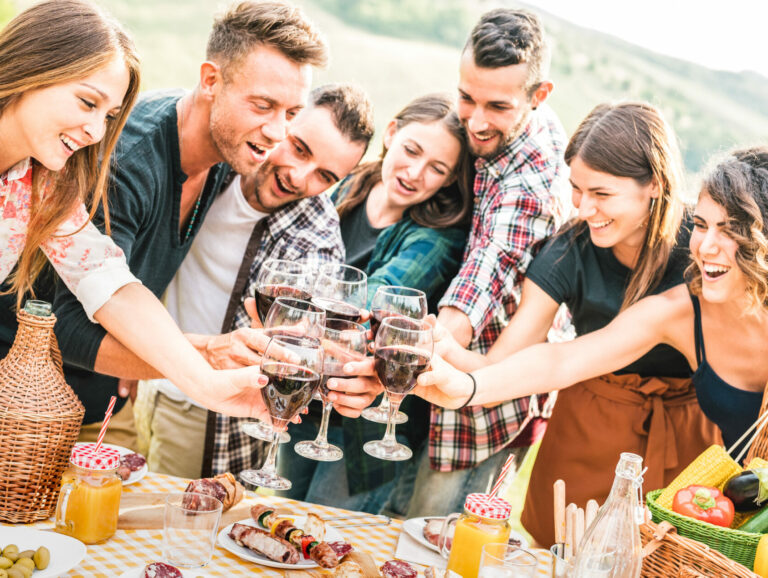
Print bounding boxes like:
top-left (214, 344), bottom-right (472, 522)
top-left (458, 372), bottom-right (477, 409)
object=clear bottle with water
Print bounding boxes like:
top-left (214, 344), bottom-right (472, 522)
top-left (568, 452), bottom-right (644, 578)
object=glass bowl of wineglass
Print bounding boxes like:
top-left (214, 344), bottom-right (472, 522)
top-left (253, 259), bottom-right (314, 325)
top-left (311, 263), bottom-right (367, 323)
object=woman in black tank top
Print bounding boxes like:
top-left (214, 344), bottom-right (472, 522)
top-left (420, 148), bottom-right (768, 460)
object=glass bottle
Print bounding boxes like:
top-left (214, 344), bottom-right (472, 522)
top-left (55, 444), bottom-right (123, 544)
top-left (568, 452), bottom-right (644, 578)
top-left (440, 493), bottom-right (512, 578)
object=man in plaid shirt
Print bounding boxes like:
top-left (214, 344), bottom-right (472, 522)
top-left (403, 9), bottom-right (571, 516)
top-left (141, 85), bottom-right (378, 479)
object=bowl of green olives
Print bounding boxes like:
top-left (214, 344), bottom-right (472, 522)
top-left (0, 528), bottom-right (86, 578)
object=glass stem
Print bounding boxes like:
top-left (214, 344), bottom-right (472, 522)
top-left (315, 402), bottom-right (333, 447)
top-left (383, 396), bottom-right (402, 446)
top-left (261, 430), bottom-right (280, 474)
top-left (378, 392), bottom-right (391, 411)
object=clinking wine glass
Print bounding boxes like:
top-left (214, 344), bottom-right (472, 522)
top-left (363, 316), bottom-right (433, 461)
top-left (311, 263), bottom-right (367, 324)
top-left (294, 319), bottom-right (368, 462)
top-left (362, 286), bottom-right (428, 425)
top-left (240, 335), bottom-right (324, 490)
top-left (241, 297), bottom-right (326, 444)
top-left (253, 258), bottom-right (314, 325)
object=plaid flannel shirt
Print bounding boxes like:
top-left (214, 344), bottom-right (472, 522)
top-left (206, 190), bottom-right (344, 477)
top-left (433, 105), bottom-right (571, 471)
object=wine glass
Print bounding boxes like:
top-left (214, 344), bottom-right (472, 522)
top-left (294, 319), bottom-right (368, 461)
top-left (240, 335), bottom-right (324, 490)
top-left (311, 263), bottom-right (367, 323)
top-left (242, 297), bottom-right (326, 443)
top-left (363, 316), bottom-right (432, 461)
top-left (362, 286), bottom-right (428, 424)
top-left (253, 259), bottom-right (314, 325)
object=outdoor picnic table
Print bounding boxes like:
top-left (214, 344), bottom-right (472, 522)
top-left (12, 470), bottom-right (555, 576)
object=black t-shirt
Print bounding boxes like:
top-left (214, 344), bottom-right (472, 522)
top-left (526, 221), bottom-right (693, 378)
top-left (339, 199), bottom-right (383, 270)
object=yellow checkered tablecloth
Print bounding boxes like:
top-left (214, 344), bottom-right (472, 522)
top-left (15, 471), bottom-right (553, 576)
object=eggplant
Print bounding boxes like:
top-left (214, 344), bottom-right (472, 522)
top-left (724, 468), bottom-right (768, 512)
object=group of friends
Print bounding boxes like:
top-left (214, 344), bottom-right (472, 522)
top-left (1, 0), bottom-right (766, 547)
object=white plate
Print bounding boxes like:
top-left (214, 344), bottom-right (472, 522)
top-left (117, 566), bottom-right (212, 578)
top-left (0, 527), bottom-right (86, 578)
top-left (402, 517), bottom-right (529, 554)
top-left (75, 442), bottom-right (148, 486)
top-left (217, 516), bottom-right (343, 570)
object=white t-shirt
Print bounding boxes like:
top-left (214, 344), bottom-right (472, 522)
top-left (155, 175), bottom-right (267, 404)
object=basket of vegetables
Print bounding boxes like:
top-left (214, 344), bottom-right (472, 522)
top-left (645, 443), bottom-right (768, 571)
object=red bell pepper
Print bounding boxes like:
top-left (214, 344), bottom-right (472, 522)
top-left (673, 485), bottom-right (735, 527)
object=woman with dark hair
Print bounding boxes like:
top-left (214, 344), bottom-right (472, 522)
top-left (408, 101), bottom-right (724, 545)
top-left (279, 93), bottom-right (473, 512)
top-left (0, 0), bottom-right (269, 420)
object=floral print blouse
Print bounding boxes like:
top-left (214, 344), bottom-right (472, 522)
top-left (0, 158), bottom-right (138, 321)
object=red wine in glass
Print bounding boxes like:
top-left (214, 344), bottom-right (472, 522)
top-left (370, 309), bottom-right (407, 340)
top-left (374, 346), bottom-right (431, 400)
top-left (318, 361), bottom-right (347, 401)
top-left (312, 297), bottom-right (362, 324)
top-left (255, 285), bottom-right (312, 325)
top-left (260, 361), bottom-right (321, 429)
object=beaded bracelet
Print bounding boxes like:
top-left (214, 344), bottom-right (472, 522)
top-left (458, 372), bottom-right (477, 409)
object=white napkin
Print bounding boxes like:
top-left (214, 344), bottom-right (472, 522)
top-left (394, 530), bottom-right (447, 568)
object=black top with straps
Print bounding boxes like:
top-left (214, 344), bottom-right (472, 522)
top-left (690, 294), bottom-right (763, 456)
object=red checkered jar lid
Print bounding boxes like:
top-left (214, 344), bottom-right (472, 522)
top-left (463, 493), bottom-right (512, 520)
top-left (70, 444), bottom-right (121, 470)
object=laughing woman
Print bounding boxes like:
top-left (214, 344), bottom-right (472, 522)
top-left (0, 0), bottom-right (268, 419)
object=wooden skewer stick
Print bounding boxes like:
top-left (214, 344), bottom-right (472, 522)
top-left (554, 479), bottom-right (566, 545)
top-left (574, 507), bottom-right (585, 557)
top-left (585, 499), bottom-right (599, 529)
top-left (565, 503), bottom-right (578, 560)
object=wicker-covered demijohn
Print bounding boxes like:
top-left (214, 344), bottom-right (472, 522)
top-left (0, 303), bottom-right (85, 523)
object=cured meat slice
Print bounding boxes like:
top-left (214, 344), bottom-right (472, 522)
top-left (142, 562), bottom-right (183, 578)
top-left (381, 560), bottom-right (418, 578)
top-left (229, 523), bottom-right (301, 564)
top-left (327, 541), bottom-right (353, 558)
top-left (184, 472), bottom-right (244, 511)
top-left (121, 452), bottom-right (147, 471)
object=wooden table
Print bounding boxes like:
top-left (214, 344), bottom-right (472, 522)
top-left (14, 471), bottom-right (554, 576)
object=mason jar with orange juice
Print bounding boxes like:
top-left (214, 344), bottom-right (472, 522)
top-left (439, 493), bottom-right (512, 578)
top-left (55, 444), bottom-right (122, 544)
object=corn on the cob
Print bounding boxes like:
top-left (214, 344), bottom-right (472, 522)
top-left (656, 445), bottom-right (742, 509)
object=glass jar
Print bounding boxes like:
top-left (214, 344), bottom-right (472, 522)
top-left (55, 444), bottom-right (122, 544)
top-left (440, 493), bottom-right (512, 578)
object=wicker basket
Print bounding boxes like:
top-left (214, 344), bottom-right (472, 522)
top-left (640, 521), bottom-right (758, 577)
top-left (0, 307), bottom-right (85, 523)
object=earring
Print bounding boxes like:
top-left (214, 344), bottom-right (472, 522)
top-left (650, 198), bottom-right (657, 213)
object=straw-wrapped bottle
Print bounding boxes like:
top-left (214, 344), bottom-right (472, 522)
top-left (0, 300), bottom-right (85, 522)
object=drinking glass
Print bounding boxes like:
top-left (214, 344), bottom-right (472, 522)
top-left (294, 319), bottom-right (368, 461)
top-left (311, 263), bottom-right (367, 323)
top-left (362, 286), bottom-right (428, 424)
top-left (478, 544), bottom-right (538, 578)
top-left (163, 492), bottom-right (222, 568)
top-left (363, 317), bottom-right (432, 461)
top-left (240, 335), bottom-right (324, 490)
top-left (253, 259), bottom-right (314, 325)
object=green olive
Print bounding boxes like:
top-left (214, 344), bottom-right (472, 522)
top-left (9, 564), bottom-right (29, 578)
top-left (14, 552), bottom-right (32, 562)
top-left (33, 546), bottom-right (50, 570)
top-left (0, 548), bottom-right (16, 564)
top-left (0, 558), bottom-right (10, 570)
top-left (0, 568), bottom-right (8, 578)
top-left (13, 558), bottom-right (32, 571)
top-left (5, 569), bottom-right (23, 578)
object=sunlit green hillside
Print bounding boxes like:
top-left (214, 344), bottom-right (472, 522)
top-left (9, 0), bottom-right (768, 173)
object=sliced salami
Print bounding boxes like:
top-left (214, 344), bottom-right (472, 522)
top-left (381, 560), bottom-right (418, 578)
top-left (120, 452), bottom-right (147, 471)
top-left (142, 562), bottom-right (183, 578)
top-left (327, 541), bottom-right (353, 558)
top-left (184, 478), bottom-right (228, 509)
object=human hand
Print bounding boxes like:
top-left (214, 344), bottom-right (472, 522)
top-left (118, 378), bottom-right (139, 403)
top-left (203, 366), bottom-right (272, 419)
top-left (414, 353), bottom-right (474, 409)
top-left (325, 373), bottom-right (383, 417)
top-left (426, 314), bottom-right (465, 362)
top-left (244, 297), bottom-right (264, 329)
top-left (202, 327), bottom-right (271, 369)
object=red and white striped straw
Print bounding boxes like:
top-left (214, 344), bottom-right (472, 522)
top-left (489, 452), bottom-right (516, 498)
top-left (94, 395), bottom-right (117, 453)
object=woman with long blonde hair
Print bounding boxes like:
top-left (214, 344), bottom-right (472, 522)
top-left (0, 0), bottom-right (268, 420)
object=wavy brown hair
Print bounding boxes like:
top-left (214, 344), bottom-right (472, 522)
top-left (336, 93), bottom-right (472, 229)
top-left (564, 102), bottom-right (686, 310)
top-left (686, 148), bottom-right (768, 314)
top-left (0, 0), bottom-right (141, 305)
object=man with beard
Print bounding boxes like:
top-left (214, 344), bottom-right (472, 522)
top-left (144, 83), bottom-right (375, 479)
top-left (45, 1), bottom-right (328, 448)
top-left (402, 8), bottom-right (571, 516)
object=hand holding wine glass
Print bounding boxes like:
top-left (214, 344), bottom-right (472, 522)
top-left (363, 286), bottom-right (428, 425)
top-left (312, 263), bottom-right (367, 323)
top-left (240, 335), bottom-right (324, 490)
top-left (294, 319), bottom-right (368, 462)
top-left (364, 316), bottom-right (433, 461)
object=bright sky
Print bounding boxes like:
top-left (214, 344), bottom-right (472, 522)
top-left (528, 0), bottom-right (768, 78)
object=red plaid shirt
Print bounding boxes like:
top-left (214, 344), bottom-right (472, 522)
top-left (433, 105), bottom-right (570, 471)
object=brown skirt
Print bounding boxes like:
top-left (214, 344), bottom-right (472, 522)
top-left (521, 373), bottom-right (722, 547)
